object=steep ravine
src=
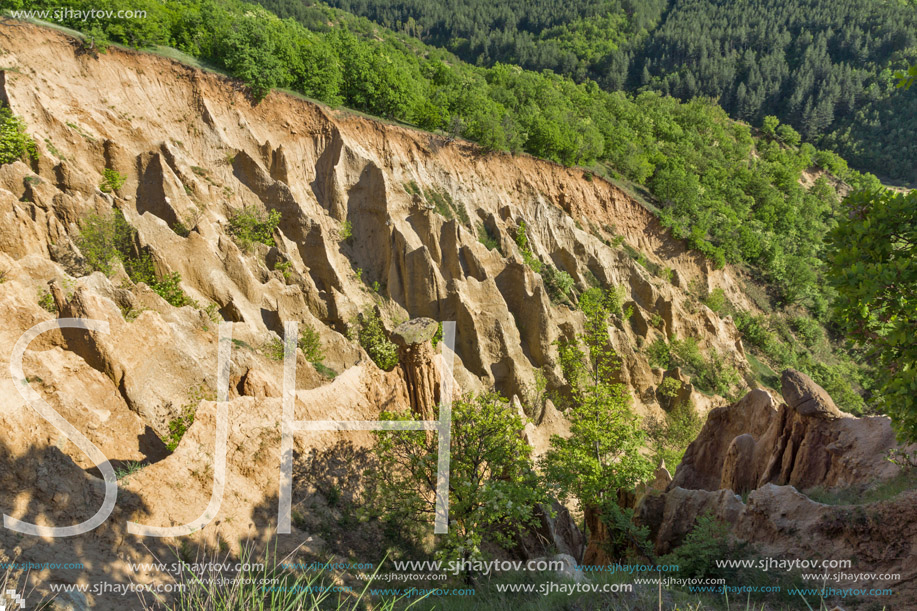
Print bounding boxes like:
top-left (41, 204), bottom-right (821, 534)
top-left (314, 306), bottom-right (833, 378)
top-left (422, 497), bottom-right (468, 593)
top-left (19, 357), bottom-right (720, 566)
top-left (0, 23), bottom-right (787, 608)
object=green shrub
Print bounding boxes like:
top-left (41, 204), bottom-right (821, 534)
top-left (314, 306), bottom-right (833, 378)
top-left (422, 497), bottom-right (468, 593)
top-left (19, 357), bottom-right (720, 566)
top-left (646, 337), bottom-right (671, 369)
top-left (152, 271), bottom-right (196, 307)
top-left (77, 210), bottom-right (136, 276)
top-left (352, 310), bottom-right (398, 371)
top-left (77, 210), bottom-right (196, 307)
top-left (38, 290), bottom-right (56, 313)
top-left (228, 206), bottom-right (281, 250)
top-left (431, 321), bottom-right (444, 349)
top-left (339, 220), bottom-right (352, 241)
top-left (646, 400), bottom-right (703, 470)
top-left (0, 104), bottom-right (38, 165)
top-left (476, 222), bottom-right (500, 251)
top-left (313, 362), bottom-right (338, 379)
top-left (298, 324), bottom-right (325, 364)
top-left (99, 168), bottom-right (126, 193)
top-left (702, 287), bottom-right (728, 313)
top-left (264, 337), bottom-right (286, 361)
top-left (657, 376), bottom-right (682, 399)
top-left (514, 220), bottom-right (542, 272)
top-left (790, 315), bottom-right (822, 347)
top-left (272, 260), bottom-right (293, 282)
top-left (163, 409), bottom-right (193, 452)
top-left (661, 512), bottom-right (746, 581)
top-left (541, 266), bottom-right (575, 303)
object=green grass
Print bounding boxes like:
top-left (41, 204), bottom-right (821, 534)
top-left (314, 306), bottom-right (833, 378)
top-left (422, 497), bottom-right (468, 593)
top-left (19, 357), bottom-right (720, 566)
top-left (746, 353), bottom-right (780, 391)
top-left (143, 544), bottom-right (428, 611)
top-left (804, 468), bottom-right (917, 506)
top-left (115, 460), bottom-right (148, 481)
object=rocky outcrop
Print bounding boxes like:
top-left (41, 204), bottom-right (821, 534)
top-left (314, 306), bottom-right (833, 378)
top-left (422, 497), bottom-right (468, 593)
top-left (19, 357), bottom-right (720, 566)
top-left (638, 485), bottom-right (917, 600)
top-left (635, 373), bottom-right (917, 602)
top-left (392, 317), bottom-right (440, 420)
top-left (671, 370), bottom-right (900, 494)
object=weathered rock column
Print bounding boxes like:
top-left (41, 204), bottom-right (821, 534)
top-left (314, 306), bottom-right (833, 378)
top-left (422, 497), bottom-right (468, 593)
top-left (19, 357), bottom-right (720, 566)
top-left (392, 318), bottom-right (440, 420)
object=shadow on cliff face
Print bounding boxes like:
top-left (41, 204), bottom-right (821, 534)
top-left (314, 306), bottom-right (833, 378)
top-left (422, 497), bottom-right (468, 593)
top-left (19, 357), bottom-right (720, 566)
top-left (248, 439), bottom-right (422, 564)
top-left (0, 436), bottom-right (163, 609)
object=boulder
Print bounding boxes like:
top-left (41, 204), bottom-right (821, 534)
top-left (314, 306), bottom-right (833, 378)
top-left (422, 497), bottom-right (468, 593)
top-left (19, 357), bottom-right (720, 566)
top-left (671, 372), bottom-right (901, 494)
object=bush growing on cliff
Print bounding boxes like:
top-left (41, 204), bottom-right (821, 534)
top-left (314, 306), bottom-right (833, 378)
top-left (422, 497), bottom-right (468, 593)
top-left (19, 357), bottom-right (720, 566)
top-left (99, 168), bottom-right (126, 193)
top-left (78, 210), bottom-right (196, 307)
top-left (351, 309), bottom-right (399, 371)
top-left (373, 391), bottom-right (546, 564)
top-left (0, 104), bottom-right (38, 165)
top-left (228, 206), bottom-right (281, 251)
top-left (542, 285), bottom-right (653, 553)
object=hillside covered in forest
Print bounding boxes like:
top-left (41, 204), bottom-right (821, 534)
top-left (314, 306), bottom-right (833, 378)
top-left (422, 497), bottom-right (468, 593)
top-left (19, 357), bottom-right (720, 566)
top-left (314, 0), bottom-right (917, 183)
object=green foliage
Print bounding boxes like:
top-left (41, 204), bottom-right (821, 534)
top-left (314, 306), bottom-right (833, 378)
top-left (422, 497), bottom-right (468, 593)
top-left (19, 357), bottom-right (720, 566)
top-left (37, 290), bottom-right (56, 313)
top-left (272, 260), bottom-right (293, 282)
top-left (827, 189), bottom-right (917, 440)
top-left (373, 392), bottom-right (547, 561)
top-left (114, 460), bottom-right (147, 481)
top-left (542, 291), bottom-right (653, 515)
top-left (152, 272), bottom-right (196, 307)
top-left (76, 209), bottom-right (196, 307)
top-left (646, 400), bottom-right (703, 470)
top-left (99, 168), bottom-right (126, 193)
top-left (897, 64), bottom-right (917, 89)
top-left (597, 501), bottom-right (654, 561)
top-left (645, 336), bottom-right (742, 399)
top-left (540, 266), bottom-right (574, 304)
top-left (162, 385), bottom-right (215, 452)
top-left (514, 221), bottom-right (542, 272)
top-left (352, 310), bottom-right (399, 371)
top-left (702, 288), bottom-right (728, 314)
top-left (0, 104), bottom-right (38, 165)
top-left (228, 206), bottom-right (281, 251)
top-left (163, 407), bottom-right (195, 452)
top-left (646, 337), bottom-right (671, 370)
top-left (298, 324), bottom-right (325, 364)
top-left (77, 210), bottom-right (136, 276)
top-left (656, 377), bottom-right (682, 400)
top-left (661, 512), bottom-right (746, 581)
top-left (476, 222), bottom-right (500, 252)
top-left (431, 321), bottom-right (443, 349)
top-left (761, 115), bottom-right (780, 137)
top-left (789, 316), bottom-right (823, 348)
top-left (263, 337), bottom-right (286, 361)
top-left (339, 219), bottom-right (352, 241)
top-left (579, 285), bottom-right (627, 321)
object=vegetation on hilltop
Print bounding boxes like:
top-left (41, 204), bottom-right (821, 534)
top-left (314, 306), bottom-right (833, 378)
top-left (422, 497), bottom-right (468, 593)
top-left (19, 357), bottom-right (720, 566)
top-left (312, 0), bottom-right (917, 183)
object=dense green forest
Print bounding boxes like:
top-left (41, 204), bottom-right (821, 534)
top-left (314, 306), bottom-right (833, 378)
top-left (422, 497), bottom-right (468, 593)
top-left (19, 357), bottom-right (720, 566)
top-left (13, 0), bottom-right (884, 411)
top-left (281, 0), bottom-right (667, 80)
top-left (315, 0), bottom-right (917, 182)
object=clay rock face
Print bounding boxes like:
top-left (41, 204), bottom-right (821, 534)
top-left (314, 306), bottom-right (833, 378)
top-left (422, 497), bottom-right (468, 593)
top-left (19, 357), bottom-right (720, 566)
top-left (781, 368), bottom-right (842, 418)
top-left (637, 485), bottom-right (917, 598)
top-left (392, 318), bottom-right (440, 420)
top-left (671, 370), bottom-right (901, 493)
